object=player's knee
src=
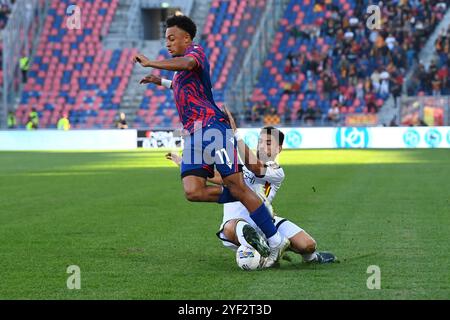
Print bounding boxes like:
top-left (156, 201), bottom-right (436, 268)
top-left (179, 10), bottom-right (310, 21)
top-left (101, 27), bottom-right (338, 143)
top-left (223, 220), bottom-right (237, 241)
top-left (304, 237), bottom-right (317, 253)
top-left (184, 188), bottom-right (203, 202)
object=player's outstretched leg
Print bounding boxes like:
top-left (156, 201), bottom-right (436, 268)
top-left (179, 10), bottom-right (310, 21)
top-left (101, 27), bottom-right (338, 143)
top-left (222, 173), bottom-right (290, 266)
top-left (223, 219), bottom-right (270, 258)
top-left (288, 230), bottom-right (338, 264)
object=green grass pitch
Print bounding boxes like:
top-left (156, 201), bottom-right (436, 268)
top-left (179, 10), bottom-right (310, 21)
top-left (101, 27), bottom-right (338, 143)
top-left (0, 149), bottom-right (449, 299)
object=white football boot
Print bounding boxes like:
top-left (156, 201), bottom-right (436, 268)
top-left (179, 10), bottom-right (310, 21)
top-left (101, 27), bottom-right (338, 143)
top-left (262, 236), bottom-right (291, 268)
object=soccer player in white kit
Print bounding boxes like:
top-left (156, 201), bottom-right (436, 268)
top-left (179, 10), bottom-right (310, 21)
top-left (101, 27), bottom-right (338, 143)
top-left (216, 126), bottom-right (336, 265)
top-left (166, 110), bottom-right (337, 266)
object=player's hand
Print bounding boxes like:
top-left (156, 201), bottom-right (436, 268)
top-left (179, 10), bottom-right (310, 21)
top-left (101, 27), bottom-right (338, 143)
top-left (165, 152), bottom-right (182, 166)
top-left (222, 105), bottom-right (237, 133)
top-left (132, 53), bottom-right (151, 67)
top-left (139, 74), bottom-right (161, 85)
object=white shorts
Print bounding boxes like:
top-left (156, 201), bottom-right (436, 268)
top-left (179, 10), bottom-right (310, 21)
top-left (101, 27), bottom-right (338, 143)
top-left (216, 215), bottom-right (303, 251)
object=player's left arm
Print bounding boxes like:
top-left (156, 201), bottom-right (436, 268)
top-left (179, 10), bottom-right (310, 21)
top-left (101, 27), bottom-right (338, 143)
top-left (165, 152), bottom-right (223, 185)
top-left (139, 74), bottom-right (173, 89)
top-left (133, 54), bottom-right (198, 72)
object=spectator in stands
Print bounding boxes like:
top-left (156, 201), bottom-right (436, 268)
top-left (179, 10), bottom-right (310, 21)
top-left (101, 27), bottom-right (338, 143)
top-left (437, 65), bottom-right (448, 93)
top-left (0, 2), bottom-right (12, 29)
top-left (305, 79), bottom-right (316, 95)
top-left (390, 73), bottom-right (403, 108)
top-left (295, 104), bottom-right (303, 123)
top-left (57, 113), bottom-right (71, 131)
top-left (20, 55), bottom-right (29, 84)
top-left (284, 58), bottom-right (292, 74)
top-left (322, 72), bottom-right (335, 100)
top-left (7, 110), bottom-right (16, 129)
top-left (26, 107), bottom-right (39, 130)
top-left (405, 43), bottom-right (416, 69)
top-left (282, 82), bottom-right (293, 95)
top-left (327, 101), bottom-right (340, 126)
top-left (370, 67), bottom-right (382, 93)
top-left (356, 80), bottom-right (365, 101)
top-left (379, 70), bottom-right (390, 98)
top-left (385, 33), bottom-right (397, 52)
top-left (417, 63), bottom-right (429, 93)
top-left (116, 112), bottom-right (128, 129)
top-left (251, 102), bottom-right (262, 122)
top-left (304, 104), bottom-right (317, 126)
top-left (432, 74), bottom-right (442, 96)
top-left (365, 91), bottom-right (377, 114)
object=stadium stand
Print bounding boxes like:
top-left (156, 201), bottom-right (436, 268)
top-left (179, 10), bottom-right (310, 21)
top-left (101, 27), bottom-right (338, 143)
top-left (15, 0), bottom-right (136, 129)
top-left (0, 0), bottom-right (15, 88)
top-left (248, 0), bottom-right (448, 126)
top-left (7, 0), bottom-right (449, 129)
top-left (411, 24), bottom-right (450, 96)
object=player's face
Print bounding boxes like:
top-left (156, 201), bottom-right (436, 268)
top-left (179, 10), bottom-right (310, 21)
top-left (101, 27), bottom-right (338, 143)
top-left (257, 133), bottom-right (282, 162)
top-left (165, 26), bottom-right (191, 57)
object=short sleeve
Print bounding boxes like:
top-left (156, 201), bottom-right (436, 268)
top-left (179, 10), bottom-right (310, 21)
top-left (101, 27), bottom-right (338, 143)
top-left (185, 45), bottom-right (205, 71)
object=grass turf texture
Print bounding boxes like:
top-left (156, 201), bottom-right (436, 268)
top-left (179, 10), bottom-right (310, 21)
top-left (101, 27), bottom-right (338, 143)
top-left (0, 149), bottom-right (449, 299)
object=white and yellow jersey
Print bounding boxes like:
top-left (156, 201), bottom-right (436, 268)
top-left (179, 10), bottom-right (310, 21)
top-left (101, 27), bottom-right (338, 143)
top-left (244, 161), bottom-right (285, 205)
top-left (218, 160), bottom-right (304, 250)
top-left (223, 161), bottom-right (285, 222)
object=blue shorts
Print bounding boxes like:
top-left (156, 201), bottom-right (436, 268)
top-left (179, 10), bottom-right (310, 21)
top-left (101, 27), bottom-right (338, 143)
top-left (181, 120), bottom-right (243, 179)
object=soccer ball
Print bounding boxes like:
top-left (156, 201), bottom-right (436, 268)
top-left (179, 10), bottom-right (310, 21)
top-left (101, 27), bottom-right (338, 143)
top-left (236, 245), bottom-right (263, 271)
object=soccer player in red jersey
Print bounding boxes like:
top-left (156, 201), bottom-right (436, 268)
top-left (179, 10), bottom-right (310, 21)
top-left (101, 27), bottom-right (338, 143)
top-left (133, 15), bottom-right (289, 266)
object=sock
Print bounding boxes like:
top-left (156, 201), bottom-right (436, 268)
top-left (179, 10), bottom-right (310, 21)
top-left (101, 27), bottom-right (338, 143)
top-left (217, 186), bottom-right (238, 204)
top-left (235, 221), bottom-right (252, 248)
top-left (302, 251), bottom-right (318, 262)
top-left (249, 203), bottom-right (277, 242)
top-left (267, 232), bottom-right (282, 248)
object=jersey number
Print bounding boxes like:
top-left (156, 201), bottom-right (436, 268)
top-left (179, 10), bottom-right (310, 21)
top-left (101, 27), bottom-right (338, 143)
top-left (216, 148), bottom-right (232, 169)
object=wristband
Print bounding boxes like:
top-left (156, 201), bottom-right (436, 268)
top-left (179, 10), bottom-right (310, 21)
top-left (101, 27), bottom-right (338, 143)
top-left (161, 78), bottom-right (172, 89)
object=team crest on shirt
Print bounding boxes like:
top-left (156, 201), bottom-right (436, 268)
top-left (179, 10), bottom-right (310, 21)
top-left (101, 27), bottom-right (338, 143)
top-left (243, 169), bottom-right (255, 185)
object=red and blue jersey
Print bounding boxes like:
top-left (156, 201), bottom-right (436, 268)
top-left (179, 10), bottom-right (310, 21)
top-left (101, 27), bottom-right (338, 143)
top-left (171, 44), bottom-right (227, 134)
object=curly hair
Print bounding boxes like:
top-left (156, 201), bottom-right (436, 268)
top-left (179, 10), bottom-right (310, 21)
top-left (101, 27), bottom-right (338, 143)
top-left (166, 15), bottom-right (197, 40)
